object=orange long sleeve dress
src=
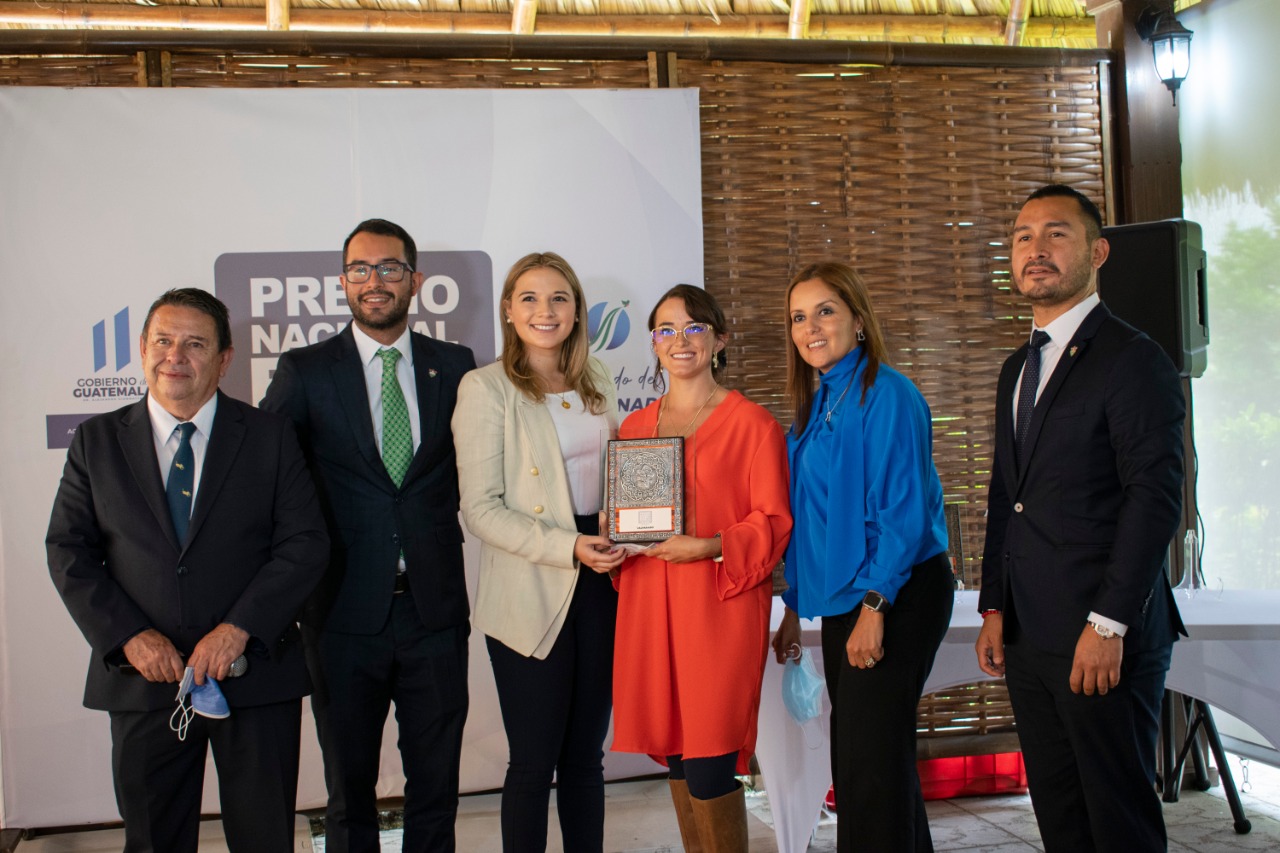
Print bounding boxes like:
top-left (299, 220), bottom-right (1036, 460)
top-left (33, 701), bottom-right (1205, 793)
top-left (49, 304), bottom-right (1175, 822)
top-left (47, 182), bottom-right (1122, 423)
top-left (611, 390), bottom-right (792, 772)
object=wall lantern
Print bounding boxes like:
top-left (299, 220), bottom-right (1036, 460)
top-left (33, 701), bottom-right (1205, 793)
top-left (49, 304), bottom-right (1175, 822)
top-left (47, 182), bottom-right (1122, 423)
top-left (1137, 5), bottom-right (1194, 105)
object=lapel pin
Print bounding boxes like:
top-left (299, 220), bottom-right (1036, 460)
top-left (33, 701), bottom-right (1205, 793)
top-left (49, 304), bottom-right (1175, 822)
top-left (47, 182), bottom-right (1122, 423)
top-left (1069, 346), bottom-right (1079, 357)
top-left (428, 368), bottom-right (438, 378)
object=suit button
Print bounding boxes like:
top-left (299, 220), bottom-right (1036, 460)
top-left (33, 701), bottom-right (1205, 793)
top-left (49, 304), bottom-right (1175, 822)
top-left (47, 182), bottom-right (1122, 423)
top-left (176, 566), bottom-right (188, 576)
top-left (533, 505), bottom-right (544, 514)
top-left (530, 467), bottom-right (539, 476)
top-left (392, 534), bottom-right (401, 544)
top-left (1014, 502), bottom-right (1024, 513)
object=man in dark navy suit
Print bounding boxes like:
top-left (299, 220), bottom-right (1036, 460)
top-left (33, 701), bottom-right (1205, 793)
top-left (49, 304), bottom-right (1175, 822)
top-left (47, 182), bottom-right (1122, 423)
top-left (261, 219), bottom-right (476, 852)
top-left (975, 185), bottom-right (1187, 852)
top-left (48, 287), bottom-right (328, 853)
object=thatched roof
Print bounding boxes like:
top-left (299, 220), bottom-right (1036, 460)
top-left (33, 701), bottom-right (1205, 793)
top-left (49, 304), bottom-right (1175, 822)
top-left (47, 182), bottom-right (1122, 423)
top-left (0, 0), bottom-right (1103, 47)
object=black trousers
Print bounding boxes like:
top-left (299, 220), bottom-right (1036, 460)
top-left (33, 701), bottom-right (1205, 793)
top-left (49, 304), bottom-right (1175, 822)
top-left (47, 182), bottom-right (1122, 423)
top-left (109, 698), bottom-right (302, 853)
top-left (486, 516), bottom-right (618, 853)
top-left (1004, 637), bottom-right (1171, 853)
top-left (305, 599), bottom-right (470, 853)
top-left (821, 553), bottom-right (953, 853)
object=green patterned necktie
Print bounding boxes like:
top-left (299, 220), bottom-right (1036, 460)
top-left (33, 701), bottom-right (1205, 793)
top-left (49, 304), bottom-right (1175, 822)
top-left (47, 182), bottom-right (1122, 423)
top-left (377, 347), bottom-right (413, 487)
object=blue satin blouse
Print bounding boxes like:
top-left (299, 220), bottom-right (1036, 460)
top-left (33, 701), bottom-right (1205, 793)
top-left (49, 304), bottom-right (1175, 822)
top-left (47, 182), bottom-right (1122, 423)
top-left (783, 346), bottom-right (948, 618)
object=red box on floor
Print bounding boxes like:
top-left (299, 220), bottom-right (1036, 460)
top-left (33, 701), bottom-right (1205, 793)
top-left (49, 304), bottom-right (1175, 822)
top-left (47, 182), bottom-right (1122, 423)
top-left (917, 752), bottom-right (1028, 800)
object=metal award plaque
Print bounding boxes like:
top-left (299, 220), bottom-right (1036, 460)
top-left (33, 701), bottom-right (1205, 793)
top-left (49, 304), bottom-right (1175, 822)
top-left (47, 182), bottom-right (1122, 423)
top-left (606, 437), bottom-right (685, 542)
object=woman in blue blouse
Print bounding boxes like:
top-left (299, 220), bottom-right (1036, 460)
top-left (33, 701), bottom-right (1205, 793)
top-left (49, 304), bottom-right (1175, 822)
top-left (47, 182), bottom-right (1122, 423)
top-left (772, 261), bottom-right (954, 852)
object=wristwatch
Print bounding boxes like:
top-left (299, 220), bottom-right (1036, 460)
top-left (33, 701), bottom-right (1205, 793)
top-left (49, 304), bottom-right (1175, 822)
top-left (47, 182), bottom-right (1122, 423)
top-left (1088, 620), bottom-right (1118, 639)
top-left (861, 590), bottom-right (890, 613)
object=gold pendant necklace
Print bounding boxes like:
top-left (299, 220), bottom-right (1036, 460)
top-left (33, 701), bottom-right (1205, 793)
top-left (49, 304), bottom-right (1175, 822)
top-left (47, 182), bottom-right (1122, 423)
top-left (653, 383), bottom-right (719, 438)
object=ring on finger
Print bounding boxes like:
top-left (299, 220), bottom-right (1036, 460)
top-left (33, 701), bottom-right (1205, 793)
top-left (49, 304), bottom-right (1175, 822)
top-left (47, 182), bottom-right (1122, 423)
top-left (864, 657), bottom-right (876, 668)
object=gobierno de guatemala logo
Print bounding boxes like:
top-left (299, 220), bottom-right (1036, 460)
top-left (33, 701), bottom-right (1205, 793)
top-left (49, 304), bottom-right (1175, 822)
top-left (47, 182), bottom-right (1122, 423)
top-left (82, 306), bottom-right (146, 399)
top-left (47, 306), bottom-right (148, 449)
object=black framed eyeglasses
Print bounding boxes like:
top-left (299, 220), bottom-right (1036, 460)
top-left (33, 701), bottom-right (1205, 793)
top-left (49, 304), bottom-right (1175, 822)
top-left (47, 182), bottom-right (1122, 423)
top-left (650, 322), bottom-right (712, 344)
top-left (343, 262), bottom-right (413, 284)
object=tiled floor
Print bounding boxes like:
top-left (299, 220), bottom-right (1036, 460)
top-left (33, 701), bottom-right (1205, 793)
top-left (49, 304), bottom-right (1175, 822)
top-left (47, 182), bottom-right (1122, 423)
top-left (12, 756), bottom-right (1280, 852)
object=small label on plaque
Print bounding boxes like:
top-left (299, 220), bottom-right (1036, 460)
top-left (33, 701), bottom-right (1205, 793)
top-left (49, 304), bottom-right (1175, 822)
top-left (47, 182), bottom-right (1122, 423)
top-left (607, 437), bottom-right (684, 542)
top-left (617, 507), bottom-right (675, 534)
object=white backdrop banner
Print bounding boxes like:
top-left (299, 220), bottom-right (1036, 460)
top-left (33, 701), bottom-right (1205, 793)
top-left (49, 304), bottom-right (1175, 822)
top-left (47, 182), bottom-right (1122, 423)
top-left (0, 87), bottom-right (703, 828)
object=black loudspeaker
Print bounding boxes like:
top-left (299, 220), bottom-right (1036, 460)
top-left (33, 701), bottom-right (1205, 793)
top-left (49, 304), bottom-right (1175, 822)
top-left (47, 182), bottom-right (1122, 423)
top-left (1098, 219), bottom-right (1208, 378)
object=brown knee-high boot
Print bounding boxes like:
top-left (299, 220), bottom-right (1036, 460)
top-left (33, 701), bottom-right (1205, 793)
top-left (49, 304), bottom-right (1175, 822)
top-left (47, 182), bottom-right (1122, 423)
top-left (668, 778), bottom-right (705, 853)
top-left (688, 783), bottom-right (748, 853)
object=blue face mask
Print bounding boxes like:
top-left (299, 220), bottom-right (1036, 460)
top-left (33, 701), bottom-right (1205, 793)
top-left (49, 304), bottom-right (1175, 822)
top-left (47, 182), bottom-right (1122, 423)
top-left (169, 667), bottom-right (231, 740)
top-left (781, 647), bottom-right (825, 724)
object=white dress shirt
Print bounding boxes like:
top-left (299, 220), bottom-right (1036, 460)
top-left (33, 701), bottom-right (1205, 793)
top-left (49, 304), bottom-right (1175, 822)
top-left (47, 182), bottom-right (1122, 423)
top-left (350, 323), bottom-right (422, 456)
top-left (352, 323), bottom-right (420, 572)
top-left (1013, 291), bottom-right (1100, 414)
top-left (148, 392), bottom-right (218, 517)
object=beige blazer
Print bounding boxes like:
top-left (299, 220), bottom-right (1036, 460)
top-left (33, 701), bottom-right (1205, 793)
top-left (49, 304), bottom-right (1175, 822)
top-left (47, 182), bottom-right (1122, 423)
top-left (453, 357), bottom-right (619, 659)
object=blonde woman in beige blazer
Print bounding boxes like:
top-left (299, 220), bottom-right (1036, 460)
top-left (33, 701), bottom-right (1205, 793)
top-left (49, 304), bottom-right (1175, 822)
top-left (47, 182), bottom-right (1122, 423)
top-left (453, 252), bottom-right (623, 853)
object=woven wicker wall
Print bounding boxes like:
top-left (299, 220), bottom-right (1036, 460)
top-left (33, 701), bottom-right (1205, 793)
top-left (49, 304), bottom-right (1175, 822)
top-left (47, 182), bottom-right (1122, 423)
top-left (165, 54), bottom-right (652, 88)
top-left (0, 51), bottom-right (1105, 583)
top-left (0, 53), bottom-right (142, 85)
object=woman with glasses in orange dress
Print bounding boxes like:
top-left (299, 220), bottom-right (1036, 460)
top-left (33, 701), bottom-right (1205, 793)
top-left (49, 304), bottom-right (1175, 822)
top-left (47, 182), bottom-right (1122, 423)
top-left (611, 284), bottom-right (792, 853)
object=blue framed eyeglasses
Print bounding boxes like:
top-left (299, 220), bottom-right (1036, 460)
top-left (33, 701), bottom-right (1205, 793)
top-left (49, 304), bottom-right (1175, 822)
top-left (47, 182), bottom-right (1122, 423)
top-left (650, 322), bottom-right (712, 344)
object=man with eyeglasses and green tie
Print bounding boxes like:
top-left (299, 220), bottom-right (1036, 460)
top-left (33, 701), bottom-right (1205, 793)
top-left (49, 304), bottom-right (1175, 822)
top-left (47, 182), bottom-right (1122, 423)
top-left (261, 219), bottom-right (477, 852)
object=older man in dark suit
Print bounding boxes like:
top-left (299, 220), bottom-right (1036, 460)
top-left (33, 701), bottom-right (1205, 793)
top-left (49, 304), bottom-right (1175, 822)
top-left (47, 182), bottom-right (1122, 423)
top-left (260, 219), bottom-right (476, 853)
top-left (47, 287), bottom-right (328, 853)
top-left (975, 185), bottom-right (1187, 853)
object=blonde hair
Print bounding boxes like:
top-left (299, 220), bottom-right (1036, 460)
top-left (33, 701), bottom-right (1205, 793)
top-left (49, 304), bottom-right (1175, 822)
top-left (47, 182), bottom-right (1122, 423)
top-left (499, 252), bottom-right (609, 415)
top-left (784, 262), bottom-right (886, 433)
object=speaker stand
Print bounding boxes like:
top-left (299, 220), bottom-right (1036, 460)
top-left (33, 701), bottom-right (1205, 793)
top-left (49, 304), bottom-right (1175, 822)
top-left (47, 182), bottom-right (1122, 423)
top-left (1161, 692), bottom-right (1252, 834)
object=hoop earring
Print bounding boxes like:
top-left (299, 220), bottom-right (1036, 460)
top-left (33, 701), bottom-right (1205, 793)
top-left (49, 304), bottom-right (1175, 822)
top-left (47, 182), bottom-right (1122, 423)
top-left (856, 328), bottom-right (866, 342)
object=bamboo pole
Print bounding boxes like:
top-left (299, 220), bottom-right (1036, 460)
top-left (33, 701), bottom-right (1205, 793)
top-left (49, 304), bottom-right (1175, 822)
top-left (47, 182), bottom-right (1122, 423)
top-left (787, 0), bottom-right (809, 40)
top-left (265, 0), bottom-right (289, 32)
top-left (0, 30), bottom-right (1110, 67)
top-left (0, 5), bottom-right (1097, 44)
top-left (1005, 0), bottom-right (1030, 47)
top-left (511, 0), bottom-right (536, 35)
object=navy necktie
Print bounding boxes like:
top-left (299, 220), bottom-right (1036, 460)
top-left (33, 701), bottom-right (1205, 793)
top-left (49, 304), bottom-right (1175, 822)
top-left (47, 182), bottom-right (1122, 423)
top-left (166, 422), bottom-right (197, 543)
top-left (1015, 330), bottom-right (1052, 461)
